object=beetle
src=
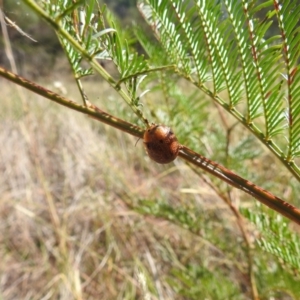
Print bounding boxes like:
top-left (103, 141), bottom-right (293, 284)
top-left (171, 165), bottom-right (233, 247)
top-left (143, 124), bottom-right (180, 164)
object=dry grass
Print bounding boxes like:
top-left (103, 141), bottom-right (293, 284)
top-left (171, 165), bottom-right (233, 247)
top-left (1, 75), bottom-right (245, 300)
top-left (2, 68), bottom-right (297, 299)
top-left (1, 3), bottom-right (299, 299)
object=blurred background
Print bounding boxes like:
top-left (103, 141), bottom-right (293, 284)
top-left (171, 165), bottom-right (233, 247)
top-left (1, 1), bottom-right (300, 299)
top-left (1, 0), bottom-right (143, 77)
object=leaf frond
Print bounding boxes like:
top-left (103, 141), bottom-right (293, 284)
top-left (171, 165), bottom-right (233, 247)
top-left (138, 0), bottom-right (191, 75)
top-left (245, 208), bottom-right (300, 271)
top-left (138, 0), bottom-right (300, 179)
top-left (274, 0), bottom-right (300, 159)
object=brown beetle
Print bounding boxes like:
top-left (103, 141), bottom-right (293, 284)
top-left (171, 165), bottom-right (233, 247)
top-left (143, 124), bottom-right (180, 164)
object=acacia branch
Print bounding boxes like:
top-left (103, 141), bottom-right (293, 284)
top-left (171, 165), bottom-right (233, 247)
top-left (1, 66), bottom-right (300, 225)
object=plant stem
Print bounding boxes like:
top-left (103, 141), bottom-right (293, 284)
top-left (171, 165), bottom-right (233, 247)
top-left (180, 146), bottom-right (300, 225)
top-left (22, 0), bottom-right (149, 126)
top-left (0, 66), bottom-right (143, 137)
top-left (1, 65), bottom-right (300, 225)
top-left (197, 82), bottom-right (300, 182)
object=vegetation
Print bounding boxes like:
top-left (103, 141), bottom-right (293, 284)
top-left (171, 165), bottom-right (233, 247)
top-left (1, 0), bottom-right (300, 299)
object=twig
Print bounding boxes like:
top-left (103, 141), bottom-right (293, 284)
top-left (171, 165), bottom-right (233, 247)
top-left (0, 8), bottom-right (28, 112)
top-left (180, 146), bottom-right (300, 225)
top-left (1, 65), bottom-right (300, 225)
top-left (3, 14), bottom-right (37, 42)
top-left (191, 168), bottom-right (259, 299)
top-left (0, 66), bottom-right (143, 137)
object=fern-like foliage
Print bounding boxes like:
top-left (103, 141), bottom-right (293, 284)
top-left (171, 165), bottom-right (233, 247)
top-left (44, 0), bottom-right (96, 78)
top-left (244, 207), bottom-right (300, 270)
top-left (274, 0), bottom-right (300, 159)
top-left (138, 0), bottom-right (300, 179)
top-left (103, 11), bottom-right (150, 103)
top-left (15, 1), bottom-right (300, 298)
top-left (41, 0), bottom-right (151, 112)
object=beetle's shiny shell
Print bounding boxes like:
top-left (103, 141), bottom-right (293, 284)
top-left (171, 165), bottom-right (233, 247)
top-left (143, 124), bottom-right (180, 164)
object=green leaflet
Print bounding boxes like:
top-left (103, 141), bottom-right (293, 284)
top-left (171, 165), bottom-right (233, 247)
top-left (138, 0), bottom-right (300, 178)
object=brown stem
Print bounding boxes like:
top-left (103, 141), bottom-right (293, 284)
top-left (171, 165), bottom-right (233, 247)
top-left (179, 146), bottom-right (300, 225)
top-left (0, 66), bottom-right (143, 138)
top-left (195, 171), bottom-right (259, 299)
top-left (1, 65), bottom-right (300, 225)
